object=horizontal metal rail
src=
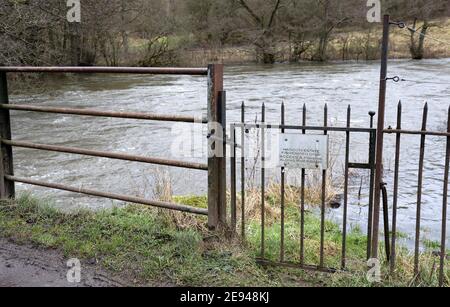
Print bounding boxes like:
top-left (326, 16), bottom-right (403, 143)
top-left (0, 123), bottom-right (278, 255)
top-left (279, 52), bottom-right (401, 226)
top-left (2, 140), bottom-right (207, 171)
top-left (5, 175), bottom-right (208, 216)
top-left (348, 162), bottom-right (372, 170)
top-left (384, 128), bottom-right (450, 137)
top-left (0, 104), bottom-right (206, 124)
top-left (0, 66), bottom-right (208, 76)
top-left (234, 123), bottom-right (375, 133)
top-left (255, 258), bottom-right (338, 274)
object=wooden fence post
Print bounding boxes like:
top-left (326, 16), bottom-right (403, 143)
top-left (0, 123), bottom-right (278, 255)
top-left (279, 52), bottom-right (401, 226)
top-left (0, 72), bottom-right (15, 199)
top-left (207, 64), bottom-right (226, 229)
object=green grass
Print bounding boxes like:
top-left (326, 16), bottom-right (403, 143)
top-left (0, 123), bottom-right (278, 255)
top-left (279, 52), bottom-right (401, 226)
top-left (173, 195), bottom-right (208, 209)
top-left (246, 192), bottom-right (450, 287)
top-left (246, 206), bottom-right (367, 269)
top-left (0, 194), bottom-right (305, 286)
top-left (0, 193), bottom-right (448, 287)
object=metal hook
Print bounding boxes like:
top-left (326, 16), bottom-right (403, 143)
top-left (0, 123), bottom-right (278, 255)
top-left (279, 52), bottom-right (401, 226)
top-left (385, 76), bottom-right (401, 83)
top-left (390, 21), bottom-right (406, 29)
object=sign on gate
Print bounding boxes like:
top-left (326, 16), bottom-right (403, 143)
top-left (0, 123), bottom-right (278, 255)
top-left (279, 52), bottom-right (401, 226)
top-left (279, 134), bottom-right (329, 170)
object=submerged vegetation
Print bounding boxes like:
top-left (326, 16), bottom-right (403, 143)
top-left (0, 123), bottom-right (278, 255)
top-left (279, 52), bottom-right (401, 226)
top-left (0, 193), bottom-right (448, 287)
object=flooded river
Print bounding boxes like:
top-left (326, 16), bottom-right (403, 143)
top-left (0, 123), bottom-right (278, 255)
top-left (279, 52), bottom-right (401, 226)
top-left (9, 58), bottom-right (450, 246)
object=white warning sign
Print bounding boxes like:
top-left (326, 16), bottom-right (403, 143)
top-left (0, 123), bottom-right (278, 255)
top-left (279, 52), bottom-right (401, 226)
top-left (279, 134), bottom-right (329, 170)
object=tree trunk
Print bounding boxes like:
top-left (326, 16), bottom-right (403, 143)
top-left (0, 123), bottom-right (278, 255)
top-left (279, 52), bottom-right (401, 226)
top-left (315, 33), bottom-right (329, 62)
top-left (256, 33), bottom-right (276, 64)
top-left (262, 52), bottom-right (275, 64)
top-left (410, 20), bottom-right (429, 60)
top-left (121, 0), bottom-right (129, 57)
top-left (69, 23), bottom-right (82, 66)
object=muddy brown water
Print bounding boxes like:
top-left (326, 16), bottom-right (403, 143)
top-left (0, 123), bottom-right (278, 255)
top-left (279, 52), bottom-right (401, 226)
top-left (8, 59), bottom-right (450, 248)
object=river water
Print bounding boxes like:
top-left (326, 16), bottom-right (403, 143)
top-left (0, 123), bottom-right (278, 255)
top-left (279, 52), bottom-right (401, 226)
top-left (9, 58), bottom-right (450, 247)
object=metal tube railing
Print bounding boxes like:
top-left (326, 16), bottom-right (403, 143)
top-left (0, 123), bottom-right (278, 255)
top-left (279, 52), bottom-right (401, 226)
top-left (0, 104), bottom-right (206, 124)
top-left (2, 140), bottom-right (208, 171)
top-left (5, 175), bottom-right (208, 216)
top-left (384, 128), bottom-right (450, 137)
top-left (0, 64), bottom-right (227, 226)
top-left (0, 66), bottom-right (208, 75)
top-left (233, 123), bottom-right (375, 134)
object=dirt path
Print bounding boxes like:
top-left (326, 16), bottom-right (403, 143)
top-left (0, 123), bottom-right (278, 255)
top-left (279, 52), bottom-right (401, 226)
top-left (0, 238), bottom-right (127, 287)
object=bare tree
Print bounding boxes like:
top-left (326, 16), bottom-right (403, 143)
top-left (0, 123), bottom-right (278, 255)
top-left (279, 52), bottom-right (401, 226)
top-left (236, 0), bottom-right (283, 63)
top-left (408, 18), bottom-right (432, 60)
top-left (2, 0), bottom-right (450, 67)
top-left (308, 0), bottom-right (351, 61)
top-left (387, 0), bottom-right (449, 60)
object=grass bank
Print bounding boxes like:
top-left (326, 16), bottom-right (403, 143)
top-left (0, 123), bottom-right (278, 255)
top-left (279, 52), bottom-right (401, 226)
top-left (0, 194), bottom-right (305, 287)
top-left (0, 193), bottom-right (448, 287)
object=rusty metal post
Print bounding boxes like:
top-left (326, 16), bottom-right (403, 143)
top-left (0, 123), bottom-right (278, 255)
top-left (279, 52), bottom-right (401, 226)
top-left (230, 124), bottom-right (237, 232)
top-left (0, 72), bottom-right (15, 199)
top-left (280, 102), bottom-right (286, 262)
top-left (261, 103), bottom-right (266, 258)
top-left (439, 106), bottom-right (450, 287)
top-left (207, 64), bottom-right (226, 229)
top-left (319, 104), bottom-right (328, 268)
top-left (342, 105), bottom-right (351, 269)
top-left (219, 91), bottom-right (227, 226)
top-left (381, 183), bottom-right (391, 261)
top-left (241, 102), bottom-right (246, 239)
top-left (391, 102), bottom-right (402, 272)
top-left (372, 15), bottom-right (391, 259)
top-left (300, 104), bottom-right (307, 265)
top-left (414, 103), bottom-right (428, 276)
top-left (367, 111), bottom-right (376, 259)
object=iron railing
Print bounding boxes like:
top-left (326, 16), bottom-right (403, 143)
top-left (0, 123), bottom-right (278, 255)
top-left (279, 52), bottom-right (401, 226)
top-left (230, 101), bottom-right (449, 285)
top-left (373, 15), bottom-right (449, 286)
top-left (385, 102), bottom-right (450, 286)
top-left (229, 103), bottom-right (377, 273)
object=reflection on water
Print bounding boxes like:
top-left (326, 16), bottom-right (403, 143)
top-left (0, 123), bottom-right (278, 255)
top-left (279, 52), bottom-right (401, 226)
top-left (9, 58), bottom-right (450, 246)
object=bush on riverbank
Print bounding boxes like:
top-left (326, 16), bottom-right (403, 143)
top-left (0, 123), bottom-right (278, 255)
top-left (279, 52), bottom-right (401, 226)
top-left (177, 18), bottom-right (450, 66)
top-left (0, 193), bottom-right (448, 287)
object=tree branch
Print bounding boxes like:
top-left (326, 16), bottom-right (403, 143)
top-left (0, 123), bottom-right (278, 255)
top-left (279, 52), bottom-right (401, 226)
top-left (327, 17), bottom-right (350, 35)
top-left (268, 0), bottom-right (282, 29)
top-left (238, 0), bottom-right (263, 27)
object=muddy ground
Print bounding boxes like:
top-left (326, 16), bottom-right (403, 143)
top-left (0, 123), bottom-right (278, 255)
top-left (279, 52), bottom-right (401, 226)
top-left (0, 238), bottom-right (129, 287)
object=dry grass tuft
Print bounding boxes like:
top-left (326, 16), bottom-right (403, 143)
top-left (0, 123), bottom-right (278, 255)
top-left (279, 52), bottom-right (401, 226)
top-left (151, 169), bottom-right (207, 232)
top-left (234, 173), bottom-right (342, 226)
top-left (238, 186), bottom-right (281, 225)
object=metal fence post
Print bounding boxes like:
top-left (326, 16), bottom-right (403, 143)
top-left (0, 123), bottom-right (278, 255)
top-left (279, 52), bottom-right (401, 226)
top-left (0, 72), bottom-right (15, 199)
top-left (372, 15), bottom-right (390, 258)
top-left (230, 124), bottom-right (237, 232)
top-left (207, 64), bottom-right (226, 229)
top-left (367, 111), bottom-right (376, 259)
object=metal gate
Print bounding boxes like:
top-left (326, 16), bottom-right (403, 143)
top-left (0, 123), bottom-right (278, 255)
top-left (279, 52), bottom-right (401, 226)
top-left (229, 103), bottom-right (378, 272)
top-left (228, 101), bottom-right (449, 283)
top-left (0, 65), bottom-right (228, 230)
